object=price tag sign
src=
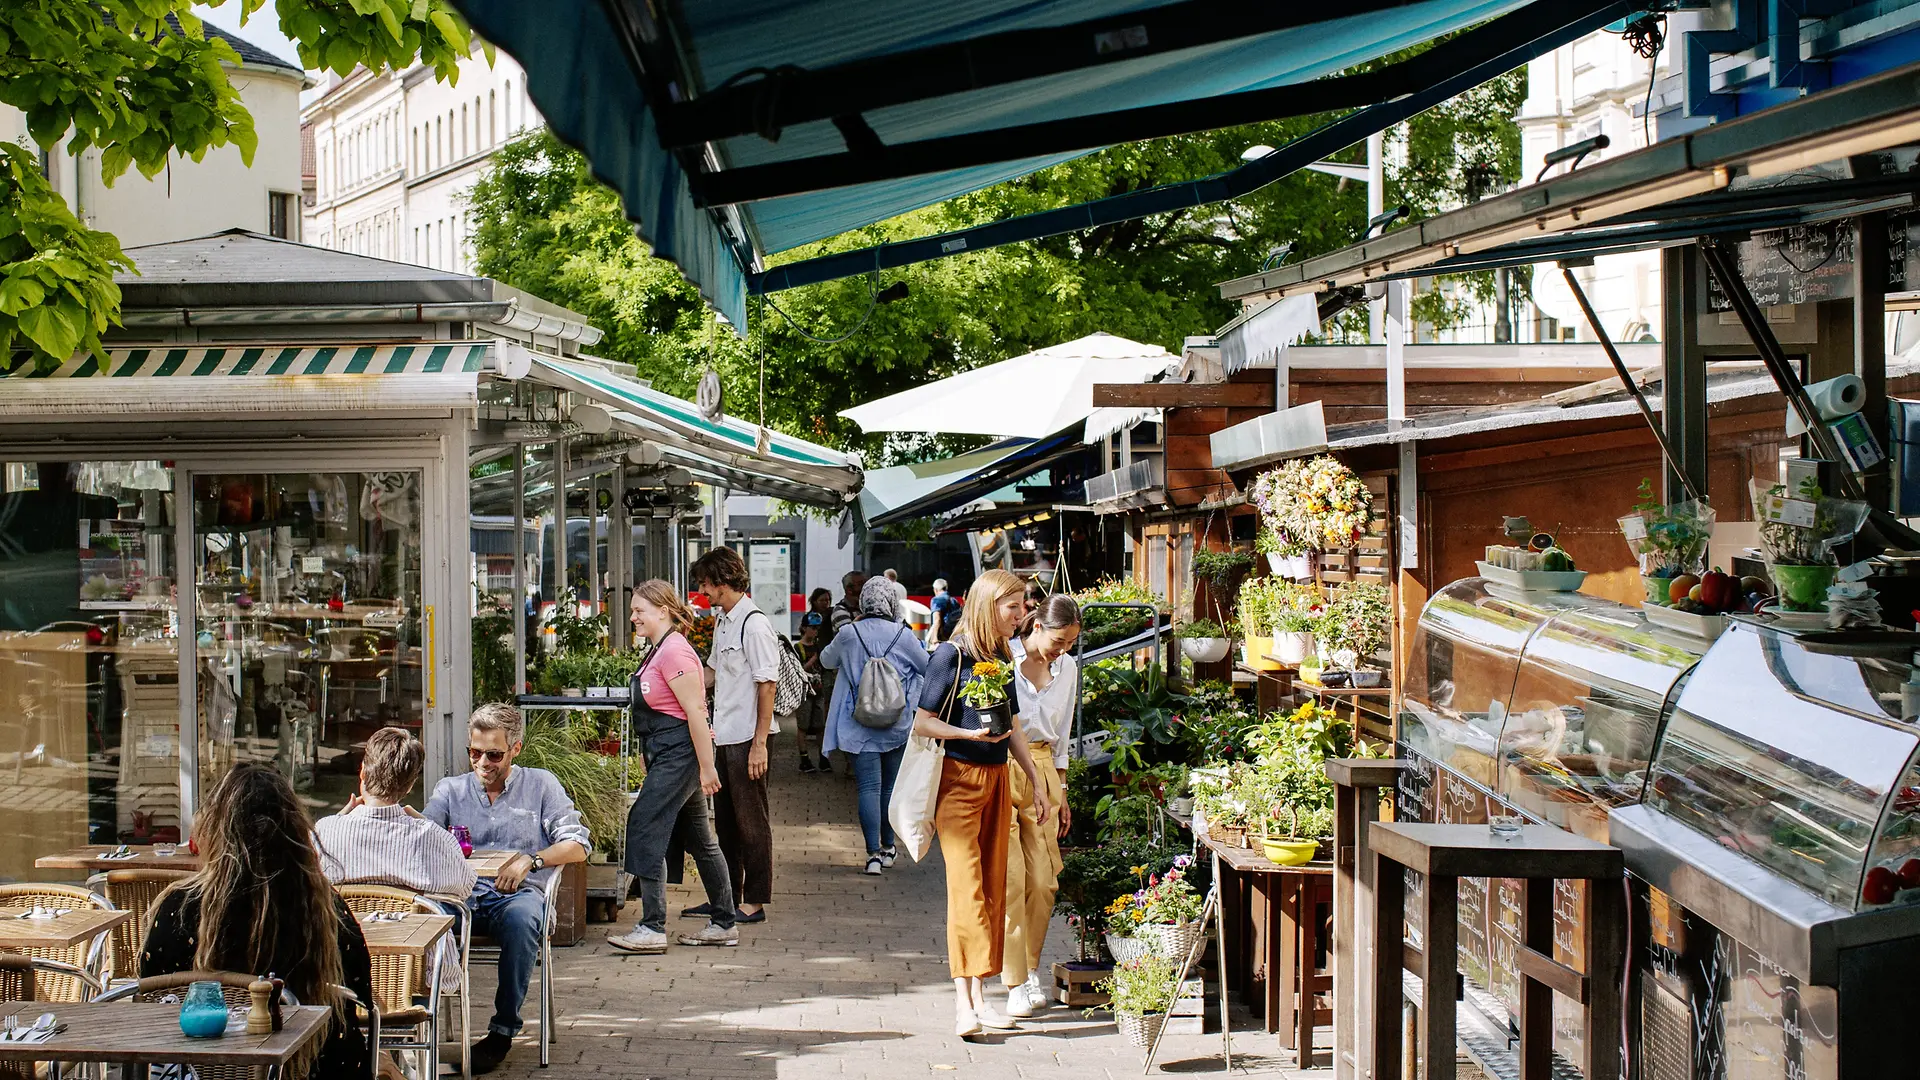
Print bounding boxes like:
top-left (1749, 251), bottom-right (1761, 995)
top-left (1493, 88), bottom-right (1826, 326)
top-left (1762, 494), bottom-right (1818, 529)
top-left (1620, 514), bottom-right (1647, 541)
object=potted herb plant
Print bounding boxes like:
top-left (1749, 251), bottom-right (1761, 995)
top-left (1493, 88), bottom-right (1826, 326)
top-left (1619, 478), bottom-right (1715, 607)
top-left (1271, 582), bottom-right (1322, 666)
top-left (1177, 618), bottom-right (1231, 663)
top-left (1750, 477), bottom-right (1871, 612)
top-left (960, 659), bottom-right (1015, 734)
top-left (1260, 803), bottom-right (1321, 866)
top-left (1190, 549), bottom-right (1255, 593)
top-left (1097, 950), bottom-right (1178, 1048)
top-left (1236, 578), bottom-right (1285, 672)
top-left (1315, 581), bottom-right (1390, 680)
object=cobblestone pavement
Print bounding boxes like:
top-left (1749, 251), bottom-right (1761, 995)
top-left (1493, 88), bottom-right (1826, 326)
top-left (486, 741), bottom-right (1317, 1079)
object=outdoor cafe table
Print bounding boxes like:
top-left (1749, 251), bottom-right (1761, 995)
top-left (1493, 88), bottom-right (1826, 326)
top-left (466, 849), bottom-right (518, 878)
top-left (0, 1001), bottom-right (329, 1074)
top-left (34, 846), bottom-right (201, 873)
top-left (1203, 832), bottom-right (1334, 1062)
top-left (0, 909), bottom-right (129, 951)
top-left (357, 912), bottom-right (455, 959)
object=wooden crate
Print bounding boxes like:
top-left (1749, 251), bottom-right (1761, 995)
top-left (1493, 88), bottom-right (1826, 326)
top-left (584, 863), bottom-right (631, 924)
top-left (1054, 961), bottom-right (1112, 1007)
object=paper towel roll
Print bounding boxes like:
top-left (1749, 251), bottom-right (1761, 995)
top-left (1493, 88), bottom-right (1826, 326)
top-left (1786, 374), bottom-right (1865, 436)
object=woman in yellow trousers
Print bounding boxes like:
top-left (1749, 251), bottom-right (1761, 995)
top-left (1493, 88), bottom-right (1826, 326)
top-left (1001, 593), bottom-right (1081, 1016)
top-left (914, 569), bottom-right (1053, 1037)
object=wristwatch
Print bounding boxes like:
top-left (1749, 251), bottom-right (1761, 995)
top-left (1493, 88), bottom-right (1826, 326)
top-left (529, 853), bottom-right (545, 872)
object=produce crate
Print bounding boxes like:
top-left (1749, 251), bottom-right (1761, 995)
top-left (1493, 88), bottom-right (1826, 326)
top-left (1054, 961), bottom-right (1113, 1007)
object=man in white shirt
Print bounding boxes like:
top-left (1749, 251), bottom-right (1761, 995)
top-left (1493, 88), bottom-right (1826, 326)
top-left (317, 727), bottom-right (477, 899)
top-left (882, 568), bottom-right (910, 623)
top-left (688, 546), bottom-right (778, 923)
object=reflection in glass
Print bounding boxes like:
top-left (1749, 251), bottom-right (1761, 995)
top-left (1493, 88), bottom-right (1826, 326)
top-left (194, 472), bottom-right (422, 814)
top-left (0, 460), bottom-right (179, 876)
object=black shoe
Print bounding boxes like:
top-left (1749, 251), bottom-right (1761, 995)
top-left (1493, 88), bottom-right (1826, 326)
top-left (815, 755), bottom-right (833, 775)
top-left (798, 754), bottom-right (817, 774)
top-left (736, 906), bottom-right (767, 924)
top-left (469, 1032), bottom-right (513, 1076)
top-left (680, 902), bottom-right (714, 919)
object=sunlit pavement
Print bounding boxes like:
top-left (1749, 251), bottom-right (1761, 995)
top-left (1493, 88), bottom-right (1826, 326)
top-left (483, 735), bottom-right (1320, 1079)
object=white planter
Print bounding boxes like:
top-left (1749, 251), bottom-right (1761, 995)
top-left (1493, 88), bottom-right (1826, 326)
top-left (1350, 669), bottom-right (1384, 688)
top-left (1169, 796), bottom-right (1195, 818)
top-left (1270, 553), bottom-right (1314, 578)
top-left (1180, 637), bottom-right (1230, 663)
top-left (1106, 933), bottom-right (1152, 965)
top-left (1271, 631), bottom-right (1315, 665)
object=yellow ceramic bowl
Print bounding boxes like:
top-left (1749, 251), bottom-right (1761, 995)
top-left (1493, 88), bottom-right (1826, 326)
top-left (1261, 839), bottom-right (1319, 866)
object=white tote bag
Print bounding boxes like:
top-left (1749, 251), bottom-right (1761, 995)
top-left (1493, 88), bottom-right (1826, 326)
top-left (888, 734), bottom-right (946, 862)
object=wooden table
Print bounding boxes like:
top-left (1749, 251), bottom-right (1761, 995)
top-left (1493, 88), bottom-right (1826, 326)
top-left (358, 912), bottom-right (455, 959)
top-left (467, 850), bottom-right (518, 878)
top-left (1204, 834), bottom-right (1335, 1061)
top-left (33, 846), bottom-right (203, 873)
top-left (0, 909), bottom-right (129, 951)
top-left (0, 1001), bottom-right (330, 1072)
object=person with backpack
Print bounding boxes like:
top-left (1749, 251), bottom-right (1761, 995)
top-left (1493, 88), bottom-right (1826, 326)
top-left (820, 576), bottom-right (929, 875)
top-left (927, 577), bottom-right (962, 646)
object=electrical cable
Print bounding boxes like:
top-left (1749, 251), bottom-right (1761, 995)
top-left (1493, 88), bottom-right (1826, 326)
top-left (761, 270), bottom-right (884, 344)
top-left (1620, 13), bottom-right (1667, 147)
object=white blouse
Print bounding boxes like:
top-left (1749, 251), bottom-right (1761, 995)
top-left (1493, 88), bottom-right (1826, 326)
top-left (1010, 637), bottom-right (1077, 751)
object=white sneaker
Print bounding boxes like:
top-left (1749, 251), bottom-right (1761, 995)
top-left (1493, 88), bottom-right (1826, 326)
top-left (1023, 973), bottom-right (1050, 1012)
top-left (607, 926), bottom-right (668, 954)
top-left (975, 1004), bottom-right (1019, 1030)
top-left (676, 921), bottom-right (740, 947)
top-left (880, 846), bottom-right (898, 868)
top-left (1004, 984), bottom-right (1036, 1018)
top-left (955, 1008), bottom-right (983, 1037)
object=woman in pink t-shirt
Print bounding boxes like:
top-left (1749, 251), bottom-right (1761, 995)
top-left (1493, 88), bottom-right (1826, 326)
top-left (609, 580), bottom-right (739, 953)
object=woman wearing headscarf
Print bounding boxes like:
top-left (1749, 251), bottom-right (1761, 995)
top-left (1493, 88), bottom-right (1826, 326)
top-left (820, 576), bottom-right (928, 874)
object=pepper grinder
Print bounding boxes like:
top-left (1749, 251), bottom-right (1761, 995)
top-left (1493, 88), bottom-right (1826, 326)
top-left (267, 972), bottom-right (285, 1032)
top-left (246, 978), bottom-right (274, 1035)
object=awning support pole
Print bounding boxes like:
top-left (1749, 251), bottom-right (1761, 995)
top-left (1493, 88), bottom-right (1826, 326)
top-left (553, 435), bottom-right (570, 639)
top-left (1695, 239), bottom-right (1866, 501)
top-left (512, 449), bottom-right (526, 694)
top-left (1561, 266), bottom-right (1703, 502)
top-left (610, 466), bottom-right (627, 652)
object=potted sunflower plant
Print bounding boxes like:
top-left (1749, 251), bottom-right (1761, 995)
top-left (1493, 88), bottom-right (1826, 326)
top-left (960, 658), bottom-right (1015, 735)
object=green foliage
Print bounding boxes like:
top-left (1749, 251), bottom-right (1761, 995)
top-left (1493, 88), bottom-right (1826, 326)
top-left (548, 589), bottom-right (606, 654)
top-left (1054, 834), bottom-right (1181, 935)
top-left (515, 709), bottom-right (624, 855)
top-left (1097, 951), bottom-right (1179, 1017)
top-left (0, 0), bottom-right (476, 368)
top-left (471, 593), bottom-right (516, 704)
top-left (1315, 581), bottom-right (1391, 665)
top-left (533, 648), bottom-right (644, 694)
top-left (1189, 550), bottom-right (1253, 589)
top-left (1176, 618), bottom-right (1224, 640)
top-left (1073, 577), bottom-right (1163, 650)
top-left (0, 143), bottom-right (133, 367)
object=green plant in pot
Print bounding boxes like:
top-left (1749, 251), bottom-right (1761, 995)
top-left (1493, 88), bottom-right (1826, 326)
top-left (1095, 950), bottom-right (1179, 1047)
top-left (1177, 617), bottom-right (1230, 663)
top-left (1236, 578), bottom-right (1286, 672)
top-left (1750, 477), bottom-right (1871, 612)
top-left (1315, 581), bottom-right (1389, 675)
top-left (1620, 478), bottom-right (1715, 606)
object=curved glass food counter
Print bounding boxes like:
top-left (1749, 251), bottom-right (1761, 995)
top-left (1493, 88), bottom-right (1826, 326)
top-left (1402, 578), bottom-right (1920, 1080)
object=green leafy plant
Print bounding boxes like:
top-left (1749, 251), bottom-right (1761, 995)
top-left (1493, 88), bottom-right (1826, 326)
top-left (1621, 477), bottom-right (1716, 577)
top-left (1271, 581), bottom-right (1326, 634)
top-left (1075, 577), bottom-right (1165, 650)
top-left (471, 594), bottom-right (517, 705)
top-left (958, 659), bottom-right (1013, 709)
top-left (1190, 550), bottom-right (1254, 590)
top-left (1096, 951), bottom-right (1179, 1017)
top-left (1315, 581), bottom-right (1391, 668)
top-left (549, 589), bottom-right (608, 654)
top-left (1177, 618), bottom-right (1225, 640)
top-left (516, 710), bottom-right (624, 857)
top-left (1055, 835), bottom-right (1181, 954)
top-left (1236, 577), bottom-right (1283, 639)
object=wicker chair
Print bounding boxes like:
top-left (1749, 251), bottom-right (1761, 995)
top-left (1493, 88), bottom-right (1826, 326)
top-left (0, 883), bottom-right (113, 1001)
top-left (91, 869), bottom-right (194, 984)
top-left (336, 886), bottom-right (453, 1080)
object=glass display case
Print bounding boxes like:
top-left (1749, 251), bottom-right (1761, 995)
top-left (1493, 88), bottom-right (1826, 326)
top-left (1644, 622), bottom-right (1920, 910)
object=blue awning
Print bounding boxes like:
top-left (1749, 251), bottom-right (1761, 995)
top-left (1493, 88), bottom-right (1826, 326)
top-left (451, 0), bottom-right (1539, 328)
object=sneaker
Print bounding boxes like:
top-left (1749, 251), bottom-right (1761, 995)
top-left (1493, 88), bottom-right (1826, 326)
top-left (1004, 984), bottom-right (1036, 1018)
top-left (606, 926), bottom-right (669, 954)
top-left (815, 755), bottom-right (833, 775)
top-left (798, 754), bottom-right (817, 774)
top-left (469, 1032), bottom-right (513, 1075)
top-left (680, 902), bottom-right (714, 920)
top-left (975, 1004), bottom-right (1019, 1030)
top-left (1023, 973), bottom-right (1050, 1012)
top-left (880, 846), bottom-right (898, 868)
top-left (864, 854), bottom-right (884, 876)
top-left (955, 1007), bottom-right (983, 1037)
top-left (676, 921), bottom-right (740, 947)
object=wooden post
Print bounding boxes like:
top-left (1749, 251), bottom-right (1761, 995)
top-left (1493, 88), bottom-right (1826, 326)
top-left (1420, 873), bottom-right (1458, 1080)
top-left (1520, 879), bottom-right (1554, 1079)
top-left (1327, 759), bottom-right (1405, 1080)
top-left (1585, 876), bottom-right (1626, 1080)
top-left (1370, 849), bottom-right (1405, 1080)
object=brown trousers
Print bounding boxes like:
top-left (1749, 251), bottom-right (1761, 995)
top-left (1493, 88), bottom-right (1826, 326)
top-left (714, 741), bottom-right (773, 906)
top-left (934, 756), bottom-right (1011, 978)
top-left (1002, 742), bottom-right (1064, 987)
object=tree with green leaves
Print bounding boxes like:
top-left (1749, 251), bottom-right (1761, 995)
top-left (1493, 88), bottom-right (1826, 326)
top-left (1, 0), bottom-right (478, 366)
top-left (469, 68), bottom-right (1527, 461)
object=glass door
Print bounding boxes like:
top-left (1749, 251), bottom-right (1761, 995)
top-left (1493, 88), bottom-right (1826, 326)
top-left (191, 470), bottom-right (423, 813)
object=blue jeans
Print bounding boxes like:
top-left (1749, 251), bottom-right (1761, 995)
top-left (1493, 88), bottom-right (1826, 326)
top-left (468, 880), bottom-right (547, 1037)
top-left (852, 745), bottom-right (906, 854)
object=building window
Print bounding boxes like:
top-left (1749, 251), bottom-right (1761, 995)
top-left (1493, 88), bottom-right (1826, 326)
top-left (489, 91), bottom-right (497, 146)
top-left (268, 192), bottom-right (298, 240)
top-left (423, 222), bottom-right (433, 268)
top-left (459, 105), bottom-right (468, 159)
top-left (434, 117), bottom-right (442, 169)
top-left (504, 81), bottom-right (513, 132)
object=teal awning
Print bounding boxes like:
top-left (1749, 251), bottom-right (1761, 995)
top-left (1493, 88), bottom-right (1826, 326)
top-left (450, 0), bottom-right (1551, 328)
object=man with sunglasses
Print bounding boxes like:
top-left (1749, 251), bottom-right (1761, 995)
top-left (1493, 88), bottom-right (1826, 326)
top-left (426, 702), bottom-right (590, 1074)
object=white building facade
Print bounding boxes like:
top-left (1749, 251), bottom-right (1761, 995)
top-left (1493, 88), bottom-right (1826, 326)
top-left (304, 52), bottom-right (541, 272)
top-left (0, 27), bottom-right (306, 249)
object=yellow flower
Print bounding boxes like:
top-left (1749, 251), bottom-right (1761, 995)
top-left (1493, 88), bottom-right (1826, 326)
top-left (1129, 864), bottom-right (1147, 875)
top-left (971, 660), bottom-right (1003, 678)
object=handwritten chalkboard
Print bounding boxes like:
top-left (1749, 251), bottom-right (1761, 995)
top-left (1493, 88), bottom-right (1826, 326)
top-left (1704, 211), bottom-right (1919, 311)
top-left (1396, 751), bottom-right (1436, 824)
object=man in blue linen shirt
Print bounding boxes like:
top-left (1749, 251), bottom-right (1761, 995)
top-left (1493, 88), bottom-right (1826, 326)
top-left (427, 702), bottom-right (590, 1074)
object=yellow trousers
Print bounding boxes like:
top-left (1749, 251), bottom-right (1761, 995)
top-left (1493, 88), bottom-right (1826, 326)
top-left (1002, 742), bottom-right (1065, 988)
top-left (934, 756), bottom-right (1011, 978)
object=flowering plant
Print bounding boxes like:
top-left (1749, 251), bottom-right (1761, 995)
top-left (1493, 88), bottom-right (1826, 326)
top-left (1314, 581), bottom-right (1390, 668)
top-left (1095, 951), bottom-right (1179, 1017)
top-left (1138, 858), bottom-right (1203, 925)
top-left (959, 659), bottom-right (1012, 709)
top-left (1251, 455), bottom-right (1373, 553)
top-left (684, 611), bottom-right (715, 659)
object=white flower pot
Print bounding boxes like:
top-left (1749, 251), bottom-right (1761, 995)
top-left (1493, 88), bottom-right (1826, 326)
top-left (1106, 933), bottom-right (1152, 965)
top-left (1271, 631), bottom-right (1315, 665)
top-left (1270, 553), bottom-right (1313, 578)
top-left (1169, 796), bottom-right (1195, 818)
top-left (1181, 637), bottom-right (1230, 663)
top-left (1350, 668), bottom-right (1384, 688)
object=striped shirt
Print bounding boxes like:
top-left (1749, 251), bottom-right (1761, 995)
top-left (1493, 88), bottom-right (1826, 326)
top-left (315, 802), bottom-right (478, 899)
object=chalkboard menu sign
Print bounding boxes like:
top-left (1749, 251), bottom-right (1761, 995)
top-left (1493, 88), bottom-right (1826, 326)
top-left (1704, 211), bottom-right (1917, 311)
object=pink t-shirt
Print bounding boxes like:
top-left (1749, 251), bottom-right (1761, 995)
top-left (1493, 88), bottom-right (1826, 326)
top-left (637, 635), bottom-right (702, 720)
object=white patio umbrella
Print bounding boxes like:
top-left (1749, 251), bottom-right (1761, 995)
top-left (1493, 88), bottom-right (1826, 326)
top-left (839, 332), bottom-right (1177, 439)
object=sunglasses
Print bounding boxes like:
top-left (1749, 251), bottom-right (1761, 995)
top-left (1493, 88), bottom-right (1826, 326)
top-left (468, 747), bottom-right (508, 764)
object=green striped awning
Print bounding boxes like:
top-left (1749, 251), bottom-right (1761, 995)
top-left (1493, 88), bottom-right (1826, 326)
top-left (7, 342), bottom-right (493, 379)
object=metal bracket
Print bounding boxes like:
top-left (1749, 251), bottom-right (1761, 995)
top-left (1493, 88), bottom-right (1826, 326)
top-left (1770, 0), bottom-right (1848, 91)
top-left (1685, 0), bottom-right (1763, 120)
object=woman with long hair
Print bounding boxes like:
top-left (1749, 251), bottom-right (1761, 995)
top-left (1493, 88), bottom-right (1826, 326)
top-left (608, 579), bottom-right (739, 953)
top-left (1001, 594), bottom-right (1081, 1016)
top-left (142, 762), bottom-right (374, 1079)
top-left (820, 575), bottom-right (928, 875)
top-left (913, 568), bottom-right (1053, 1036)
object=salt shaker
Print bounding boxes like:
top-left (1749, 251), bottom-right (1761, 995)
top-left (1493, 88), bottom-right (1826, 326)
top-left (246, 978), bottom-right (274, 1035)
